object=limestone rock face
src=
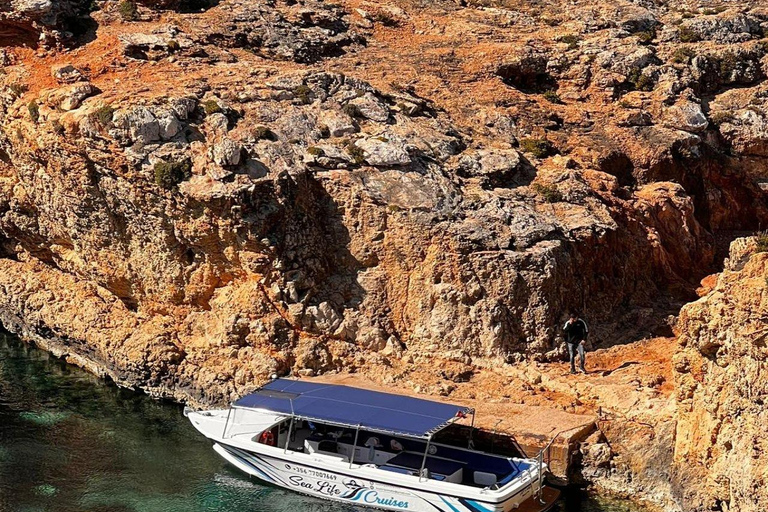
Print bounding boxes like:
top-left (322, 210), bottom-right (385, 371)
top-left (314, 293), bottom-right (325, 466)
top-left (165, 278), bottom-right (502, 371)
top-left (675, 239), bottom-right (768, 512)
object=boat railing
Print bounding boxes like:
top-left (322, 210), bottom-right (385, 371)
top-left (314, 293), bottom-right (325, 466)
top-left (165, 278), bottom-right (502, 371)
top-left (532, 429), bottom-right (566, 504)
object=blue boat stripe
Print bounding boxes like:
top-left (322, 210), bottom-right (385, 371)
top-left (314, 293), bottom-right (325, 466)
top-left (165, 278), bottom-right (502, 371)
top-left (222, 446), bottom-right (286, 485)
top-left (245, 453), bottom-right (285, 481)
top-left (439, 496), bottom-right (463, 512)
top-left (461, 499), bottom-right (494, 512)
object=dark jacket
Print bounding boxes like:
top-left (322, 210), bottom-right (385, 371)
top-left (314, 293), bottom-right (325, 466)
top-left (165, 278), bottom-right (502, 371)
top-left (563, 318), bottom-right (588, 344)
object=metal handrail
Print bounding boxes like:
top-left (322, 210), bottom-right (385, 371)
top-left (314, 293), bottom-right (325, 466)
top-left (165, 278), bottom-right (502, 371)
top-left (533, 428), bottom-right (569, 504)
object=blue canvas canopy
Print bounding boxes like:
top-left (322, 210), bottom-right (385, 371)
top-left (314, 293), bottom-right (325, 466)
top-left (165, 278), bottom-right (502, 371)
top-left (233, 379), bottom-right (474, 438)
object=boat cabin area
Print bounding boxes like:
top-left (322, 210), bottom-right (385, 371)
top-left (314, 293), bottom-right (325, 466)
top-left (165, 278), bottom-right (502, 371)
top-left (259, 419), bottom-right (533, 488)
top-left (228, 379), bottom-right (534, 490)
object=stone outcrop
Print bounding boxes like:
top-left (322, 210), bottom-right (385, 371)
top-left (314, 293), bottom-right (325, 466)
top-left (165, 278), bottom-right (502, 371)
top-left (674, 238), bottom-right (768, 512)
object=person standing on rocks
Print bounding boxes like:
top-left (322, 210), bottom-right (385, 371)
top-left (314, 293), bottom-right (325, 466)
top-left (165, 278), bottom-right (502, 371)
top-left (563, 313), bottom-right (589, 374)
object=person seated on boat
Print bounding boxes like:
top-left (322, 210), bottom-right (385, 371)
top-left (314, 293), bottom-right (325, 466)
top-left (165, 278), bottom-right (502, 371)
top-left (390, 439), bottom-right (404, 452)
top-left (364, 436), bottom-right (382, 461)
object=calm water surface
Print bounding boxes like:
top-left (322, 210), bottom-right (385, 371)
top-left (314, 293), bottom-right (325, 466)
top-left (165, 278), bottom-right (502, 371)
top-left (0, 332), bottom-right (645, 512)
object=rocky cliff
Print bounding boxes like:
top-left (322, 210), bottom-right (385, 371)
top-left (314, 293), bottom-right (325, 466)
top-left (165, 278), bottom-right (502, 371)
top-left (674, 238), bottom-right (768, 512)
top-left (1, 0), bottom-right (768, 508)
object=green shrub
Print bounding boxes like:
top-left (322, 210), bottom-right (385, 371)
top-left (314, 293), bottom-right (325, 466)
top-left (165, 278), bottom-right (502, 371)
top-left (373, 11), bottom-right (400, 27)
top-left (202, 99), bottom-right (221, 115)
top-left (346, 142), bottom-right (366, 164)
top-left (519, 138), bottom-right (552, 158)
top-left (756, 231), bottom-right (768, 252)
top-left (342, 103), bottom-right (361, 118)
top-left (118, 0), bottom-right (137, 21)
top-left (532, 183), bottom-right (563, 203)
top-left (709, 111), bottom-right (733, 125)
top-left (9, 83), bottom-right (27, 98)
top-left (627, 69), bottom-right (654, 91)
top-left (557, 34), bottom-right (581, 50)
top-left (293, 85), bottom-right (312, 105)
top-left (307, 146), bottom-right (325, 156)
top-left (542, 90), bottom-right (562, 104)
top-left (252, 125), bottom-right (274, 141)
top-left (672, 47), bottom-right (696, 64)
top-left (678, 26), bottom-right (700, 43)
top-left (27, 100), bottom-right (39, 123)
top-left (154, 160), bottom-right (192, 190)
top-left (635, 29), bottom-right (656, 44)
top-left (719, 53), bottom-right (740, 79)
top-left (51, 119), bottom-right (65, 135)
top-left (93, 104), bottom-right (115, 125)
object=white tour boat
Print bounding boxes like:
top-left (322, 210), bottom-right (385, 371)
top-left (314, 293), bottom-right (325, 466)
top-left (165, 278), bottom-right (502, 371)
top-left (186, 378), bottom-right (560, 512)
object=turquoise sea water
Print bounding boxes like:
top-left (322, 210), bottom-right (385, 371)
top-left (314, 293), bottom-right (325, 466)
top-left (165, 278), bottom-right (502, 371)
top-left (0, 332), bottom-right (645, 512)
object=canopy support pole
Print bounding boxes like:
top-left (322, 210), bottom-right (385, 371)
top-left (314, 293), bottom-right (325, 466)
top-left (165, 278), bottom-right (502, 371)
top-left (468, 411), bottom-right (476, 449)
top-left (350, 424), bottom-right (361, 468)
top-left (222, 407), bottom-right (233, 439)
top-left (419, 435), bottom-right (433, 482)
top-left (284, 417), bottom-right (294, 454)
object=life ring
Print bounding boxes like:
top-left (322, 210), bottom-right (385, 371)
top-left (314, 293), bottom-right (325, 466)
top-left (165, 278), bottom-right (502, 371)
top-left (259, 430), bottom-right (276, 446)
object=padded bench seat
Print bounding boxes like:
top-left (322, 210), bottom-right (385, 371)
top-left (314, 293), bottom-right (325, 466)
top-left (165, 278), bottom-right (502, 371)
top-left (386, 452), bottom-right (463, 478)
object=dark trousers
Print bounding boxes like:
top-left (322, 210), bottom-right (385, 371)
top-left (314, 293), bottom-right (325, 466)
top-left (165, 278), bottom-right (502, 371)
top-left (567, 341), bottom-right (585, 371)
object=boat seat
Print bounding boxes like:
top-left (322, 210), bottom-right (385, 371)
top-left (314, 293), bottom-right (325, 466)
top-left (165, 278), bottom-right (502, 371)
top-left (379, 465), bottom-right (413, 476)
top-left (378, 465), bottom-right (446, 481)
top-left (386, 452), bottom-right (463, 477)
top-left (473, 471), bottom-right (497, 487)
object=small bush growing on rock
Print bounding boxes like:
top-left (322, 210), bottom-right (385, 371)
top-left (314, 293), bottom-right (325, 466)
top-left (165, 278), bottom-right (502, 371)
top-left (519, 138), bottom-right (552, 158)
top-left (252, 125), bottom-right (275, 141)
top-left (532, 183), bottom-right (563, 203)
top-left (678, 26), bottom-right (700, 43)
top-left (293, 85), bottom-right (312, 105)
top-left (93, 105), bottom-right (115, 125)
top-left (635, 29), bottom-right (656, 44)
top-left (202, 99), bottom-right (221, 115)
top-left (51, 119), bottom-right (65, 135)
top-left (342, 103), bottom-right (361, 118)
top-left (154, 160), bottom-right (192, 190)
top-left (756, 231), bottom-right (768, 252)
top-left (307, 146), bottom-right (325, 157)
top-left (719, 53), bottom-right (740, 79)
top-left (543, 90), bottom-right (562, 104)
top-left (9, 83), bottom-right (27, 98)
top-left (709, 111), bottom-right (733, 125)
top-left (118, 0), bottom-right (138, 21)
top-left (557, 34), bottom-right (580, 50)
top-left (346, 142), bottom-right (366, 164)
top-left (672, 47), bottom-right (696, 64)
top-left (627, 69), bottom-right (654, 92)
top-left (373, 11), bottom-right (400, 27)
top-left (27, 100), bottom-right (39, 123)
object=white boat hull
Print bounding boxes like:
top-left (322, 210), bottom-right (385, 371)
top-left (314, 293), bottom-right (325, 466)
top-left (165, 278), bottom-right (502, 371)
top-left (212, 441), bottom-right (539, 512)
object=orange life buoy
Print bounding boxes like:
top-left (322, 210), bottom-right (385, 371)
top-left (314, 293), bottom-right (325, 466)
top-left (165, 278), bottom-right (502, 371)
top-left (259, 430), bottom-right (276, 446)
